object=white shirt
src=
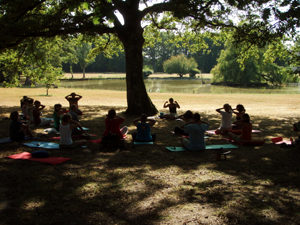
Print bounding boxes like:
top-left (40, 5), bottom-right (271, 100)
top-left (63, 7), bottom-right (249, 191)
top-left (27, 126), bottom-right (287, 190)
top-left (220, 111), bottom-right (232, 129)
top-left (59, 123), bottom-right (73, 145)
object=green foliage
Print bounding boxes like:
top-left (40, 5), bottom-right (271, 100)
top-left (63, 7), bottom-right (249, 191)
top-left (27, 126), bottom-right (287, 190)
top-left (0, 37), bottom-right (64, 90)
top-left (143, 65), bottom-right (154, 78)
top-left (211, 37), bottom-right (299, 86)
top-left (163, 54), bottom-right (198, 78)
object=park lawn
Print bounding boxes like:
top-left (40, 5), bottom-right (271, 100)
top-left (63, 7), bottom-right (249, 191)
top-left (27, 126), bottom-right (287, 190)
top-left (0, 87), bottom-right (300, 225)
top-left (63, 72), bottom-right (213, 79)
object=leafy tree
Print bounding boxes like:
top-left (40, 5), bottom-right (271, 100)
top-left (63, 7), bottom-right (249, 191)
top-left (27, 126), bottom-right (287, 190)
top-left (0, 37), bottom-right (65, 93)
top-left (211, 37), bottom-right (299, 86)
top-left (0, 0), bottom-right (298, 114)
top-left (163, 54), bottom-right (198, 78)
top-left (61, 37), bottom-right (79, 79)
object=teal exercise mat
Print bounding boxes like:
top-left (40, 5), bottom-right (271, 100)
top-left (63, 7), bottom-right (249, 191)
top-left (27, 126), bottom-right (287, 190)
top-left (77, 127), bottom-right (89, 131)
top-left (23, 141), bottom-right (60, 149)
top-left (205, 144), bottom-right (238, 150)
top-left (133, 141), bottom-right (154, 145)
top-left (166, 144), bottom-right (238, 152)
top-left (166, 146), bottom-right (186, 152)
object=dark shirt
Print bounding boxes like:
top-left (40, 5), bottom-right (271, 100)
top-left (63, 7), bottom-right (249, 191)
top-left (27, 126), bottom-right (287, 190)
top-left (9, 121), bottom-right (24, 141)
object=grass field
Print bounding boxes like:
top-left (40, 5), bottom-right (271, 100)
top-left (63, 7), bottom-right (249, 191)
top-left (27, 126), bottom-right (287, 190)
top-left (63, 72), bottom-right (213, 79)
top-left (0, 87), bottom-right (300, 225)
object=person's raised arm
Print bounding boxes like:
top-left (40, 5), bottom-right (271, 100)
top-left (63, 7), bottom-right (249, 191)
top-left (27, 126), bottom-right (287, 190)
top-left (232, 108), bottom-right (239, 115)
top-left (40, 105), bottom-right (45, 111)
top-left (163, 101), bottom-right (169, 108)
top-left (75, 94), bottom-right (82, 100)
top-left (175, 101), bottom-right (180, 108)
top-left (65, 94), bottom-right (71, 100)
top-left (216, 108), bottom-right (223, 113)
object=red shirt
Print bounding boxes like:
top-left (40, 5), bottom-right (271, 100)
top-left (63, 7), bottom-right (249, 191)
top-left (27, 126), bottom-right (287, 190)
top-left (103, 117), bottom-right (124, 139)
top-left (241, 123), bottom-right (252, 141)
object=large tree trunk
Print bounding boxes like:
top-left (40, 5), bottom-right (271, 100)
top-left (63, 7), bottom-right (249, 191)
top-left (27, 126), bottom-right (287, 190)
top-left (118, 23), bottom-right (158, 115)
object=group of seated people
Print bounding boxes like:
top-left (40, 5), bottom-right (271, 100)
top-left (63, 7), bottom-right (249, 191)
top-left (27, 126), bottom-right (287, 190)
top-left (9, 93), bottom-right (84, 144)
top-left (162, 99), bottom-right (254, 146)
top-left (8, 94), bottom-right (299, 150)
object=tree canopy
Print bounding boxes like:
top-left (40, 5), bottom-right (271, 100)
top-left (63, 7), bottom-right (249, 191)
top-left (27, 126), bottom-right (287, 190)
top-left (0, 0), bottom-right (299, 114)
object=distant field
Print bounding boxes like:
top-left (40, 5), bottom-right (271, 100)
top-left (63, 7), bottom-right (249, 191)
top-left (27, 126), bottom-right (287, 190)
top-left (1, 87), bottom-right (299, 118)
top-left (63, 73), bottom-right (213, 79)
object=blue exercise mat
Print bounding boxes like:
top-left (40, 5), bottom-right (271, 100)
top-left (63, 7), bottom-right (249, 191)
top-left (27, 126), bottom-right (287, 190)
top-left (166, 144), bottom-right (238, 152)
top-left (23, 141), bottom-right (60, 149)
top-left (133, 141), bottom-right (154, 145)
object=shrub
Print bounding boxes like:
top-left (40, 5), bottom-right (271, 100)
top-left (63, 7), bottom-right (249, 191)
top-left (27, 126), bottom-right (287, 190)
top-left (143, 65), bottom-right (154, 78)
top-left (163, 54), bottom-right (198, 78)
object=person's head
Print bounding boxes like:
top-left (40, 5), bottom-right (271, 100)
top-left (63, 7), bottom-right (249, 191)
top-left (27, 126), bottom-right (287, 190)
top-left (27, 98), bottom-right (34, 105)
top-left (22, 96), bottom-right (28, 100)
top-left (10, 111), bottom-right (19, 121)
top-left (34, 100), bottom-right (41, 107)
top-left (71, 92), bottom-right (76, 97)
top-left (242, 113), bottom-right (250, 123)
top-left (223, 104), bottom-right (231, 112)
top-left (236, 104), bottom-right (245, 112)
top-left (169, 98), bottom-right (174, 103)
top-left (140, 114), bottom-right (147, 123)
top-left (54, 104), bottom-right (62, 112)
top-left (193, 113), bottom-right (201, 122)
top-left (61, 114), bottom-right (71, 123)
top-left (107, 109), bottom-right (116, 119)
top-left (183, 110), bottom-right (193, 120)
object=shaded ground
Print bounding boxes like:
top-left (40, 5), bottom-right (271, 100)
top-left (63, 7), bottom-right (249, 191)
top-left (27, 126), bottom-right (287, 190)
top-left (0, 105), bottom-right (300, 225)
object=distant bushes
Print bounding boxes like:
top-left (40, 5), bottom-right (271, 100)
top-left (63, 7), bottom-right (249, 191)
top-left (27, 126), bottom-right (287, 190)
top-left (163, 54), bottom-right (199, 78)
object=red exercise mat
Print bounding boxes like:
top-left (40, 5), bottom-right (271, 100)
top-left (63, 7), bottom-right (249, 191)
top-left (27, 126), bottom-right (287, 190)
top-left (7, 152), bottom-right (71, 165)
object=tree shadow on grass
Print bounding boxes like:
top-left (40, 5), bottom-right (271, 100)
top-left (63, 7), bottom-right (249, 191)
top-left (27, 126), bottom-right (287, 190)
top-left (0, 105), bottom-right (299, 225)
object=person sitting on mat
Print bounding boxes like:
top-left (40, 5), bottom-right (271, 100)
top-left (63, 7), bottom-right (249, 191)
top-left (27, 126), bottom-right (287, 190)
top-left (60, 114), bottom-right (75, 148)
top-left (182, 113), bottom-right (209, 151)
top-left (215, 104), bottom-right (233, 135)
top-left (65, 92), bottom-right (82, 114)
top-left (53, 104), bottom-right (66, 132)
top-left (228, 113), bottom-right (252, 142)
top-left (9, 111), bottom-right (33, 142)
top-left (32, 100), bottom-right (51, 127)
top-left (174, 110), bottom-right (194, 135)
top-left (162, 98), bottom-right (180, 119)
top-left (232, 104), bottom-right (246, 129)
top-left (132, 114), bottom-right (156, 142)
top-left (102, 109), bottom-right (128, 149)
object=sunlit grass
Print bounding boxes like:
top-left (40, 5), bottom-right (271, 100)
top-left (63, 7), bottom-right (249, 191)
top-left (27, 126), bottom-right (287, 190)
top-left (1, 87), bottom-right (300, 118)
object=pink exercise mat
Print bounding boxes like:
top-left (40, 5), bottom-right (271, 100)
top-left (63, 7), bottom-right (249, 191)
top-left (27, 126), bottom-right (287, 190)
top-left (7, 152), bottom-right (71, 165)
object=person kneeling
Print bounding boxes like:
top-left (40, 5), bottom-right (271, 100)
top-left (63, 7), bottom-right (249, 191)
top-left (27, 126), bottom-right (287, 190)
top-left (132, 114), bottom-right (156, 142)
top-left (182, 113), bottom-right (209, 151)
